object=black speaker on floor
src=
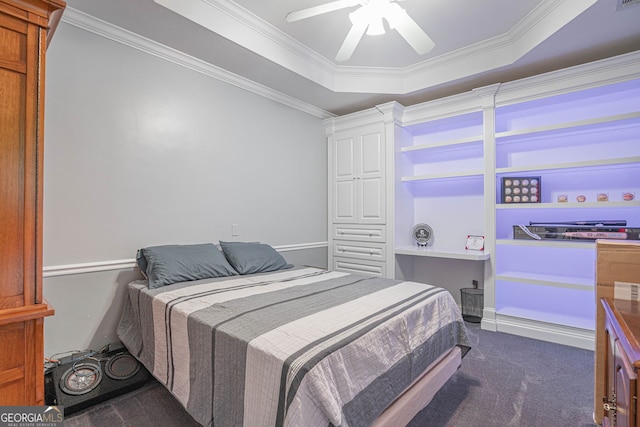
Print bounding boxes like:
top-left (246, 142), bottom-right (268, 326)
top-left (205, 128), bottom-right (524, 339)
top-left (45, 343), bottom-right (151, 415)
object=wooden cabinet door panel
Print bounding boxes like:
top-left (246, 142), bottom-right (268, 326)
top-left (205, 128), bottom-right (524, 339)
top-left (0, 14), bottom-right (30, 309)
top-left (0, 321), bottom-right (28, 405)
top-left (615, 338), bottom-right (637, 427)
top-left (0, 0), bottom-right (64, 407)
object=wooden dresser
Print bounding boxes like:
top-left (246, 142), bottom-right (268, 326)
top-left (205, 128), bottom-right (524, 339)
top-left (602, 297), bottom-right (640, 427)
top-left (0, 0), bottom-right (65, 406)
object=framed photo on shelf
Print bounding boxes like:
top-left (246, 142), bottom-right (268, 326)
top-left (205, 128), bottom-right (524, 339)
top-left (501, 176), bottom-right (541, 204)
top-left (465, 235), bottom-right (485, 251)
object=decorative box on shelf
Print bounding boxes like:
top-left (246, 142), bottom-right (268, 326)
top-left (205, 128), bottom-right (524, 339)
top-left (513, 223), bottom-right (640, 241)
top-left (501, 176), bottom-right (541, 204)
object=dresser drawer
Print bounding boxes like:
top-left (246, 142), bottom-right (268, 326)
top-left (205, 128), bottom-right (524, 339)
top-left (333, 224), bottom-right (386, 243)
top-left (333, 241), bottom-right (386, 261)
top-left (333, 257), bottom-right (386, 277)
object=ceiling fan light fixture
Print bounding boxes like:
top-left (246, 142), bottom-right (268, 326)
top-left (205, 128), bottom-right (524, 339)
top-left (350, 1), bottom-right (387, 36)
top-left (287, 0), bottom-right (435, 62)
top-left (384, 2), bottom-right (406, 29)
top-left (366, 16), bottom-right (386, 35)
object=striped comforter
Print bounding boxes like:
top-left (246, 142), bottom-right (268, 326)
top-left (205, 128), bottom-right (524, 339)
top-left (117, 267), bottom-right (470, 427)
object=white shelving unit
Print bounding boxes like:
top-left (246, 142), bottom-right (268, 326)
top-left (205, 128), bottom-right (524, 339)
top-left (326, 51), bottom-right (640, 349)
top-left (490, 75), bottom-right (640, 349)
top-left (391, 102), bottom-right (490, 308)
top-left (395, 109), bottom-right (486, 251)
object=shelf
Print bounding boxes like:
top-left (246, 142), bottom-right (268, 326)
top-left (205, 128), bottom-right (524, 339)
top-left (401, 135), bottom-right (483, 152)
top-left (496, 271), bottom-right (593, 290)
top-left (496, 156), bottom-right (640, 175)
top-left (395, 246), bottom-right (490, 261)
top-left (495, 111), bottom-right (640, 141)
top-left (496, 239), bottom-right (596, 249)
top-left (495, 307), bottom-right (594, 331)
top-left (401, 170), bottom-right (483, 182)
top-left (496, 201), bottom-right (640, 209)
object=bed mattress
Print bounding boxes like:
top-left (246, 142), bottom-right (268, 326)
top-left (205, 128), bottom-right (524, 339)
top-left (117, 266), bottom-right (470, 426)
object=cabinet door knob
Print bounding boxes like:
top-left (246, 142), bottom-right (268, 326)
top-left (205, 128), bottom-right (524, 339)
top-left (602, 396), bottom-right (616, 413)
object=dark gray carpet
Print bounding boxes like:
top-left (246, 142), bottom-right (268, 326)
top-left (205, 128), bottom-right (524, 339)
top-left (65, 323), bottom-right (596, 426)
top-left (408, 323), bottom-right (596, 427)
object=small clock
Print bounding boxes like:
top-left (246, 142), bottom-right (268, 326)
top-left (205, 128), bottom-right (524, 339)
top-left (412, 224), bottom-right (433, 247)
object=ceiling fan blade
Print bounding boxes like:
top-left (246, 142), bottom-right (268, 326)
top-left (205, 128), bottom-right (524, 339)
top-left (286, 0), bottom-right (361, 23)
top-left (385, 3), bottom-right (435, 55)
top-left (335, 19), bottom-right (368, 62)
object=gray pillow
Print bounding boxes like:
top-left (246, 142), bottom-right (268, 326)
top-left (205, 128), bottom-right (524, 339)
top-left (137, 243), bottom-right (238, 289)
top-left (219, 241), bottom-right (292, 275)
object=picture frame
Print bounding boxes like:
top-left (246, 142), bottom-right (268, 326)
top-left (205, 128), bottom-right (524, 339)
top-left (465, 235), bottom-right (485, 251)
top-left (501, 176), bottom-right (541, 204)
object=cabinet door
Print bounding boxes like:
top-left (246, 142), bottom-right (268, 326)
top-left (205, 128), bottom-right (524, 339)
top-left (614, 338), bottom-right (637, 427)
top-left (0, 9), bottom-right (39, 309)
top-left (604, 324), bottom-right (616, 427)
top-left (334, 134), bottom-right (356, 222)
top-left (333, 125), bottom-right (385, 224)
top-left (358, 129), bottom-right (384, 223)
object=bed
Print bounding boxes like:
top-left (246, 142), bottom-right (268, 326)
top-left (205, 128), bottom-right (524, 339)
top-left (117, 242), bottom-right (470, 426)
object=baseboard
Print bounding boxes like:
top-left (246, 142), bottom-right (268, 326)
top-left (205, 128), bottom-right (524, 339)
top-left (494, 313), bottom-right (595, 350)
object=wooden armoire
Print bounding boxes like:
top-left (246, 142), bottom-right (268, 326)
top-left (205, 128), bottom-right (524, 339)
top-left (0, 0), bottom-right (65, 405)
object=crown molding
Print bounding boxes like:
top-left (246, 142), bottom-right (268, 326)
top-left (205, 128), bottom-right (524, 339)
top-left (495, 49), bottom-right (640, 106)
top-left (400, 90), bottom-right (483, 126)
top-left (389, 0), bottom-right (597, 95)
top-left (61, 0), bottom-right (605, 107)
top-left (323, 107), bottom-right (384, 133)
top-left (60, 7), bottom-right (334, 119)
top-left (155, 0), bottom-right (597, 95)
top-left (154, 0), bottom-right (340, 90)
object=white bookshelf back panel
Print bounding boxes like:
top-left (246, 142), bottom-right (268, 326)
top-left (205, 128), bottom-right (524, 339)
top-left (406, 112), bottom-right (483, 142)
top-left (495, 79), bottom-right (640, 133)
top-left (495, 280), bottom-right (595, 330)
top-left (495, 244), bottom-right (595, 280)
top-left (411, 179), bottom-right (484, 250)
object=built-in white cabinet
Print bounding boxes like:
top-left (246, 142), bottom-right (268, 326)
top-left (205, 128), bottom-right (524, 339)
top-left (327, 116), bottom-right (391, 277)
top-left (326, 50), bottom-right (640, 348)
top-left (332, 123), bottom-right (386, 224)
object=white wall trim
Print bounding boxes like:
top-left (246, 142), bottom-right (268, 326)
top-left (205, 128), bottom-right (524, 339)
top-left (60, 7), bottom-right (334, 120)
top-left (494, 314), bottom-right (594, 350)
top-left (43, 259), bottom-right (138, 278)
top-left (274, 242), bottom-right (328, 252)
top-left (43, 242), bottom-right (329, 277)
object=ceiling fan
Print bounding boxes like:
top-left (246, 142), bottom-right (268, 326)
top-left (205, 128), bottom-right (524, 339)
top-left (286, 0), bottom-right (435, 62)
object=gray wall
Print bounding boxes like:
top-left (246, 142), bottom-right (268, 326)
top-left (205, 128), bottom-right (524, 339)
top-left (42, 22), bottom-right (328, 357)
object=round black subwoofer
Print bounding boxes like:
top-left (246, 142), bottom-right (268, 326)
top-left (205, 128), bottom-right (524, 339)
top-left (59, 362), bottom-right (102, 395)
top-left (105, 353), bottom-right (140, 380)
